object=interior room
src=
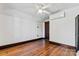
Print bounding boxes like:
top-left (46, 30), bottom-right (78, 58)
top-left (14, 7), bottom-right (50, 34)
top-left (0, 3), bottom-right (78, 56)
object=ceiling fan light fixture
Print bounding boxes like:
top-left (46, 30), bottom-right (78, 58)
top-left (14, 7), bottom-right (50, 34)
top-left (38, 9), bottom-right (43, 14)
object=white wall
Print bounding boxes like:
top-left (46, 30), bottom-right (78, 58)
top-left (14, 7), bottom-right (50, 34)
top-left (0, 4), bottom-right (43, 46)
top-left (49, 6), bottom-right (79, 47)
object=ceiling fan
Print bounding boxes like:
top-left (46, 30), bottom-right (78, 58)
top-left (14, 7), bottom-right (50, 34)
top-left (35, 3), bottom-right (50, 14)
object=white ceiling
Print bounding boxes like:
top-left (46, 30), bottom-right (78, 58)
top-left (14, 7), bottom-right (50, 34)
top-left (1, 3), bottom-right (79, 20)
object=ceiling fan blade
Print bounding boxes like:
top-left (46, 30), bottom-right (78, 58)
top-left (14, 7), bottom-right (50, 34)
top-left (35, 3), bottom-right (49, 9)
top-left (43, 10), bottom-right (50, 14)
top-left (41, 5), bottom-right (49, 9)
top-left (35, 4), bottom-right (43, 9)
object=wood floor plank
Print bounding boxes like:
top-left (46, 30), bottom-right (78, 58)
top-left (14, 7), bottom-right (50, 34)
top-left (0, 39), bottom-right (76, 56)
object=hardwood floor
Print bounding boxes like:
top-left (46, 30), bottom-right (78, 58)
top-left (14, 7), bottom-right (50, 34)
top-left (0, 39), bottom-right (76, 56)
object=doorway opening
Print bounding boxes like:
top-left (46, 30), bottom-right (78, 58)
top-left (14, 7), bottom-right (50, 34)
top-left (45, 21), bottom-right (49, 41)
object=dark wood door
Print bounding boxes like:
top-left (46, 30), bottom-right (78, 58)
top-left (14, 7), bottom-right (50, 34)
top-left (45, 21), bottom-right (49, 40)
